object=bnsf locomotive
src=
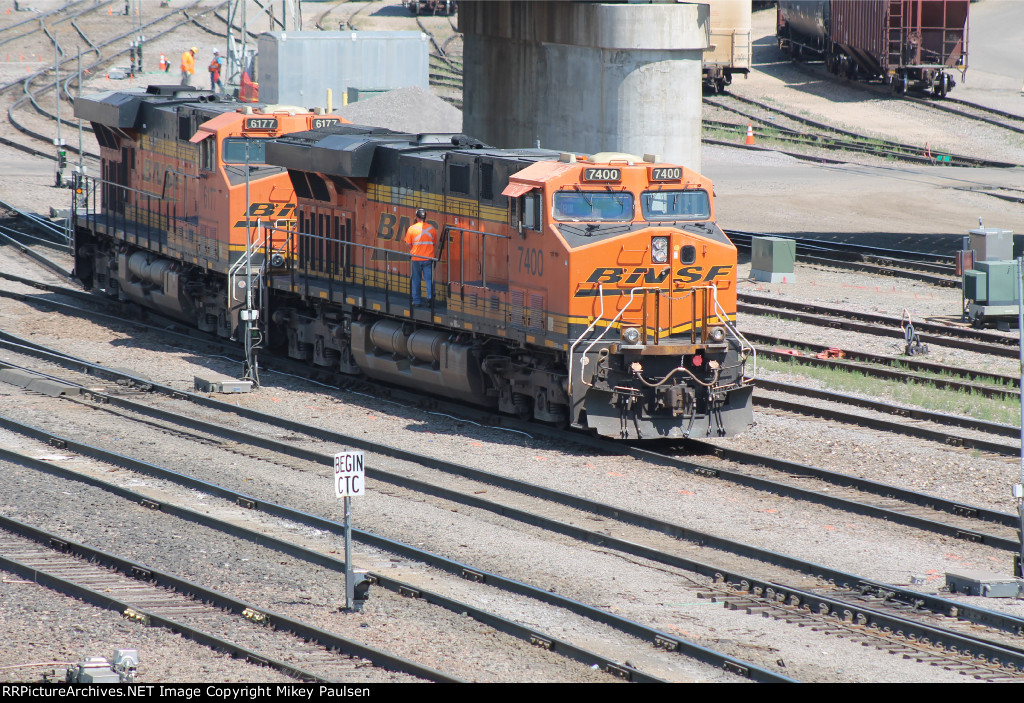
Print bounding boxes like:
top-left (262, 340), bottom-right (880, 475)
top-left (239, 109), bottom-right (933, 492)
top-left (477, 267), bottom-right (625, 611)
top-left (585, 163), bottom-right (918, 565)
top-left (73, 86), bottom-right (754, 440)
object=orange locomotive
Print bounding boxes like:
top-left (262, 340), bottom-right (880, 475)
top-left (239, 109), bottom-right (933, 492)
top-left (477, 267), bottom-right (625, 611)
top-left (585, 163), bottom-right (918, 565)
top-left (72, 85), bottom-right (346, 338)
top-left (264, 126), bottom-right (755, 439)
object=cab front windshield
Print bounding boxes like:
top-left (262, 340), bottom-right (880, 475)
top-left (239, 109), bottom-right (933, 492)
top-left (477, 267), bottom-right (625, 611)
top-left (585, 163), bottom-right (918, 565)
top-left (553, 191), bottom-right (634, 222)
top-left (641, 189), bottom-right (710, 221)
top-left (222, 137), bottom-right (269, 164)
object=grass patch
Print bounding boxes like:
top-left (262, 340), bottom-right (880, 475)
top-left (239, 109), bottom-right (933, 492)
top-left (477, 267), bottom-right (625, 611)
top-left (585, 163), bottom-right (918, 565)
top-left (760, 357), bottom-right (1020, 426)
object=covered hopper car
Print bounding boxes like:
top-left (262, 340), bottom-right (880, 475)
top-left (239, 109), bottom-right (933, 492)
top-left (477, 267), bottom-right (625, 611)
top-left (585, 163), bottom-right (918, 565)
top-left (72, 86), bottom-right (755, 440)
top-left (777, 0), bottom-right (968, 97)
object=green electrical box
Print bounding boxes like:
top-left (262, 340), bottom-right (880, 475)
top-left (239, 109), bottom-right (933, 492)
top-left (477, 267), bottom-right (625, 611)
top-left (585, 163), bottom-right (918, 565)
top-left (963, 270), bottom-right (986, 302)
top-left (750, 236), bottom-right (796, 283)
top-left (976, 260), bottom-right (1019, 306)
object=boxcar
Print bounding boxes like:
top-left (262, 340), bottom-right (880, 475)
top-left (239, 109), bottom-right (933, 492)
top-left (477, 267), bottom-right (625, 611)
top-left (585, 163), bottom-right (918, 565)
top-left (778, 0), bottom-right (968, 96)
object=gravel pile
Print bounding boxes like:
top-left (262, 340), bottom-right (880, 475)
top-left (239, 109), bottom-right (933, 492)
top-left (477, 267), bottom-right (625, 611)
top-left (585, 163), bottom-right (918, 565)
top-left (336, 86), bottom-right (463, 134)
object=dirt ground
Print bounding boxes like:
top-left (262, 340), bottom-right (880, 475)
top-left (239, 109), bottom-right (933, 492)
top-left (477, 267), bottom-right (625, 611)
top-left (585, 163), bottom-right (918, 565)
top-left (706, 2), bottom-right (1024, 247)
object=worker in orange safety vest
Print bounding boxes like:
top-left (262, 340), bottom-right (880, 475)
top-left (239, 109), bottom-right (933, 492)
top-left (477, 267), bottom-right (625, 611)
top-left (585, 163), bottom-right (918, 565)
top-left (404, 208), bottom-right (437, 307)
top-left (180, 46), bottom-right (196, 86)
top-left (158, 53), bottom-right (169, 72)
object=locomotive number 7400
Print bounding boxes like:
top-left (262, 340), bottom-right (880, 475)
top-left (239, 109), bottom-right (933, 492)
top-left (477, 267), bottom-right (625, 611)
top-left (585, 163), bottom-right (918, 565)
top-left (518, 246), bottom-right (544, 276)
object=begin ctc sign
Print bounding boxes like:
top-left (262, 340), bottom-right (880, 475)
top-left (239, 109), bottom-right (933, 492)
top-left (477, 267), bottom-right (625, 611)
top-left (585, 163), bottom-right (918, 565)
top-left (334, 451), bottom-right (365, 498)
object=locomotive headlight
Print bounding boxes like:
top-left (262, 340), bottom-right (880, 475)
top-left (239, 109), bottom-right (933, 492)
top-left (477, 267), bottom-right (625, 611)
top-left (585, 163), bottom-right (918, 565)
top-left (708, 326), bottom-right (728, 344)
top-left (621, 327), bottom-right (641, 345)
top-left (651, 236), bottom-right (669, 263)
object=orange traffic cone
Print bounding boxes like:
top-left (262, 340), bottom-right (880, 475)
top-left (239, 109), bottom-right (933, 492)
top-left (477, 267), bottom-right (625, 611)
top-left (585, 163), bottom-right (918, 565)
top-left (745, 124), bottom-right (755, 146)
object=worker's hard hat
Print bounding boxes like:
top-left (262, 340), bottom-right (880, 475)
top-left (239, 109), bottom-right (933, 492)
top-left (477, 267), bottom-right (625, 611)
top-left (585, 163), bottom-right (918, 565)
top-left (190, 46), bottom-right (198, 53)
top-left (416, 208), bottom-right (427, 219)
top-left (213, 48), bottom-right (219, 54)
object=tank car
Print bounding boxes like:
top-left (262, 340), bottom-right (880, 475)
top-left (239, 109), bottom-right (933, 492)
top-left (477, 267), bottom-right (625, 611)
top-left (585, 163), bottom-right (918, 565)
top-left (777, 0), bottom-right (968, 97)
top-left (262, 125), bottom-right (755, 439)
top-left (71, 85), bottom-right (346, 338)
top-left (704, 0), bottom-right (752, 93)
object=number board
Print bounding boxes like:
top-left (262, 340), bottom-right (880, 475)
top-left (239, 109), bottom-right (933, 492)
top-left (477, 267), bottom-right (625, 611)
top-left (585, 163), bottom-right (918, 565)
top-left (311, 117), bottom-right (340, 129)
top-left (582, 167), bottom-right (621, 182)
top-left (244, 117), bottom-right (278, 131)
top-left (649, 167), bottom-right (683, 182)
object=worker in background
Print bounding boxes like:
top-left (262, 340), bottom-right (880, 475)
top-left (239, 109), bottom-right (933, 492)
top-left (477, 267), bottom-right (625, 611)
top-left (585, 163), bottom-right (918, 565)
top-left (158, 53), bottom-right (169, 72)
top-left (180, 46), bottom-right (196, 86)
top-left (404, 208), bottom-right (437, 307)
top-left (209, 48), bottom-right (223, 93)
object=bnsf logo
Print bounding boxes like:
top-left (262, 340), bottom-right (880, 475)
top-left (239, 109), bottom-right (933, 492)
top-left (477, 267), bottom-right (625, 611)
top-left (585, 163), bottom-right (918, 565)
top-left (233, 203), bottom-right (296, 228)
top-left (376, 212), bottom-right (439, 241)
top-left (584, 265), bottom-right (733, 285)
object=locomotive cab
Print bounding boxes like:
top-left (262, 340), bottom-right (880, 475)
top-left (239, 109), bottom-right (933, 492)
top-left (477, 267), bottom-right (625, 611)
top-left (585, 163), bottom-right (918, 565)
top-left (507, 153), bottom-right (754, 438)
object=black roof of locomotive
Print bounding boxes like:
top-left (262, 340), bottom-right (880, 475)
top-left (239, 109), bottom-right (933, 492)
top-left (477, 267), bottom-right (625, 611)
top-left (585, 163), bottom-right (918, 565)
top-left (75, 85), bottom-right (249, 129)
top-left (266, 123), bottom-right (560, 179)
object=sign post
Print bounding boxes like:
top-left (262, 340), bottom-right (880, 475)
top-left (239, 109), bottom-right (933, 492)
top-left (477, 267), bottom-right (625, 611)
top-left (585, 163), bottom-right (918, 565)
top-left (334, 450), bottom-right (365, 610)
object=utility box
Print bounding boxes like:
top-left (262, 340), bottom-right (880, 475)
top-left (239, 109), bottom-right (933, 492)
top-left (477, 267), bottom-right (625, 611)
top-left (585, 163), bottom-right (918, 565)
top-left (257, 31), bottom-right (429, 107)
top-left (194, 375), bottom-right (253, 394)
top-left (975, 260), bottom-right (1020, 306)
top-left (963, 269), bottom-right (986, 302)
top-left (969, 227), bottom-right (1013, 262)
top-left (946, 570), bottom-right (1023, 598)
top-left (750, 236), bottom-right (796, 283)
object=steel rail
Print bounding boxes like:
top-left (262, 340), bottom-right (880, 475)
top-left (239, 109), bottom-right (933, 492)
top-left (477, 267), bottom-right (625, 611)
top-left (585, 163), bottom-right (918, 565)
top-left (0, 310), bottom-right (1018, 547)
top-left (0, 500), bottom-right (458, 683)
top-left (704, 118), bottom-right (946, 167)
top-left (6, 1), bottom-right (223, 157)
top-left (0, 230), bottom-right (74, 279)
top-left (705, 94), bottom-right (1019, 168)
top-left (739, 292), bottom-right (1014, 350)
top-left (755, 391), bottom-right (1017, 458)
top-left (748, 334), bottom-right (1018, 399)
top-left (902, 94), bottom-right (1024, 137)
top-left (4, 408), bottom-right (1024, 676)
top-left (739, 301), bottom-right (1016, 359)
top-left (725, 229), bottom-right (957, 266)
top-left (756, 378), bottom-right (1017, 439)
top-left (0, 417), bottom-right (784, 683)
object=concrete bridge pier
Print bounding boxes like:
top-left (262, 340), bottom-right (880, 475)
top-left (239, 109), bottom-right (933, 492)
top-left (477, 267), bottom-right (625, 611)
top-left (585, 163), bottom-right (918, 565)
top-left (460, 1), bottom-right (710, 170)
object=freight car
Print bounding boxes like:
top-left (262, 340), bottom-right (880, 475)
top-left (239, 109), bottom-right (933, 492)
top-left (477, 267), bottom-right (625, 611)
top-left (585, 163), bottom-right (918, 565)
top-left (406, 1), bottom-right (456, 16)
top-left (72, 86), bottom-right (754, 440)
top-left (704, 0), bottom-right (752, 93)
top-left (777, 0), bottom-right (968, 97)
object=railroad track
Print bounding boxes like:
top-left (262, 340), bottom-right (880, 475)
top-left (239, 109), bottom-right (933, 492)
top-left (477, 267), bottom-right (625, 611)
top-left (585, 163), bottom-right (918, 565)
top-left (726, 230), bottom-right (961, 288)
top-left (780, 58), bottom-right (1024, 143)
top-left (739, 292), bottom-right (1015, 354)
top-left (0, 380), bottom-right (780, 682)
top-left (750, 332), bottom-right (1017, 400)
top-left (1, 271), bottom-right (1017, 462)
top-left (2, 1), bottom-right (225, 162)
top-left (1, 233), bottom-right (1017, 459)
top-left (704, 92), bottom-right (1019, 168)
top-left (3, 359), bottom-right (1024, 679)
top-left (0, 459), bottom-right (455, 683)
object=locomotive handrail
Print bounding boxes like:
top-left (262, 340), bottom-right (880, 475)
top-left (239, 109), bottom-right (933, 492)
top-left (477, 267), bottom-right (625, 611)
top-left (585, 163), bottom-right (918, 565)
top-left (572, 286), bottom-right (643, 393)
top-left (704, 283), bottom-right (756, 382)
top-left (566, 284), bottom-right (605, 397)
top-left (263, 220), bottom-right (453, 312)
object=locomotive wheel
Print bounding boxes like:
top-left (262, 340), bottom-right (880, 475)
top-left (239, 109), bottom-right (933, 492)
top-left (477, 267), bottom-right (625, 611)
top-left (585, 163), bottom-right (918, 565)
top-left (512, 392), bottom-right (532, 420)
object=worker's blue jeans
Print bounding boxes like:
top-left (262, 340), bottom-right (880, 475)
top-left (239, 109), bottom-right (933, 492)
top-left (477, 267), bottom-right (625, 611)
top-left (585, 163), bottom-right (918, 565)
top-left (411, 260), bottom-right (433, 305)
